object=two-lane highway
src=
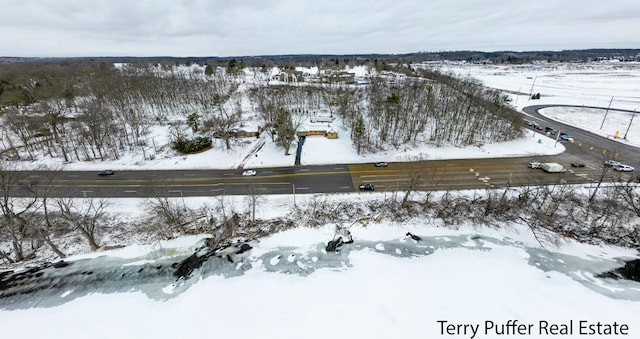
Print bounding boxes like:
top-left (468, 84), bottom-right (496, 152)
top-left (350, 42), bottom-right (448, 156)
top-left (14, 165), bottom-right (356, 198)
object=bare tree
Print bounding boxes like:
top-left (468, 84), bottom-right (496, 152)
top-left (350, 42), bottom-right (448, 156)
top-left (590, 154), bottom-right (615, 202)
top-left (0, 162), bottom-right (39, 262)
top-left (616, 178), bottom-right (640, 217)
top-left (36, 166), bottom-right (66, 258)
top-left (203, 101), bottom-right (241, 150)
top-left (245, 183), bottom-right (264, 225)
top-left (143, 179), bottom-right (195, 239)
top-left (401, 159), bottom-right (425, 207)
top-left (56, 197), bottom-right (108, 251)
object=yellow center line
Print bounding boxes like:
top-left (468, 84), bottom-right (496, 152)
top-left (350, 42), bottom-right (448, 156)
top-left (49, 181), bottom-right (292, 188)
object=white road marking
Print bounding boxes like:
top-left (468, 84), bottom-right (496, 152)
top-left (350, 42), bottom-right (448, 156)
top-left (296, 187), bottom-right (310, 190)
top-left (123, 190), bottom-right (137, 193)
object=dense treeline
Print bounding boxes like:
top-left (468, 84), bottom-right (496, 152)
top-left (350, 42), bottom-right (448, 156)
top-left (3, 48), bottom-right (637, 69)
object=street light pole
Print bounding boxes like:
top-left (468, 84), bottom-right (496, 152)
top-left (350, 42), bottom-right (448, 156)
top-left (600, 96), bottom-right (614, 130)
top-left (623, 110), bottom-right (636, 140)
top-left (528, 77), bottom-right (537, 101)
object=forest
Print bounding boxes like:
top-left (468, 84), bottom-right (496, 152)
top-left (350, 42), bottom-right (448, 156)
top-left (0, 58), bottom-right (520, 163)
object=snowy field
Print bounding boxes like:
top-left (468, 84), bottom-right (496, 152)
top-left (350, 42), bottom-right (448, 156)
top-left (2, 62), bottom-right (640, 338)
top-left (436, 61), bottom-right (640, 147)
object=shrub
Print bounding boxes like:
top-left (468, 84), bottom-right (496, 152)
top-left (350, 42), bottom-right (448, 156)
top-left (172, 136), bottom-right (212, 153)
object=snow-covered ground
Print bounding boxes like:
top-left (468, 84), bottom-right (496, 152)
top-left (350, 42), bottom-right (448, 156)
top-left (436, 61), bottom-right (640, 147)
top-left (2, 62), bottom-right (640, 338)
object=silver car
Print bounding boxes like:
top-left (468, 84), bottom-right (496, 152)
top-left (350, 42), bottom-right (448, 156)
top-left (242, 169), bottom-right (257, 176)
top-left (612, 164), bottom-right (634, 172)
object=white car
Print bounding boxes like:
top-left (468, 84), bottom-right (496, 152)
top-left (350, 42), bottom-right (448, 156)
top-left (612, 164), bottom-right (634, 172)
top-left (604, 160), bottom-right (622, 167)
top-left (528, 161), bottom-right (543, 169)
top-left (242, 169), bottom-right (257, 176)
top-left (559, 134), bottom-right (574, 142)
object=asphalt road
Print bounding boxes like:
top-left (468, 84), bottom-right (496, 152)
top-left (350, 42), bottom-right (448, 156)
top-left (523, 104), bottom-right (640, 171)
top-left (8, 105), bottom-right (640, 198)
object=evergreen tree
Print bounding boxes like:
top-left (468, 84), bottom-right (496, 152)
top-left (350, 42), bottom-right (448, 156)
top-left (187, 112), bottom-right (200, 132)
top-left (352, 115), bottom-right (367, 154)
top-left (204, 64), bottom-right (214, 76)
top-left (274, 107), bottom-right (295, 155)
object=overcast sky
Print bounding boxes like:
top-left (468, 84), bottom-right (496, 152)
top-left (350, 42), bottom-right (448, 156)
top-left (1, 0), bottom-right (638, 57)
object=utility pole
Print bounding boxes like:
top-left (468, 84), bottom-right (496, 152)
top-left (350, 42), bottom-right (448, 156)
top-left (600, 96), bottom-right (614, 129)
top-left (623, 110), bottom-right (636, 140)
top-left (527, 77), bottom-right (537, 101)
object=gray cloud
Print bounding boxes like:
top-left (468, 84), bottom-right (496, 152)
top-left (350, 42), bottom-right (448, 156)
top-left (1, 0), bottom-right (638, 57)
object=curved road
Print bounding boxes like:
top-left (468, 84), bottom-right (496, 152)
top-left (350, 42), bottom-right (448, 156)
top-left (9, 105), bottom-right (640, 198)
top-left (523, 104), bottom-right (639, 171)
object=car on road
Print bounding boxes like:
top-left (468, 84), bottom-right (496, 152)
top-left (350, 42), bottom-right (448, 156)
top-left (374, 162), bottom-right (388, 167)
top-left (545, 127), bottom-right (557, 135)
top-left (570, 162), bottom-right (586, 168)
top-left (612, 164), bottom-right (634, 172)
top-left (604, 160), bottom-right (622, 167)
top-left (525, 120), bottom-right (538, 127)
top-left (98, 170), bottom-right (115, 176)
top-left (528, 161), bottom-right (543, 169)
top-left (242, 169), bottom-right (257, 176)
top-left (359, 183), bottom-right (375, 191)
top-left (559, 133), bottom-right (574, 142)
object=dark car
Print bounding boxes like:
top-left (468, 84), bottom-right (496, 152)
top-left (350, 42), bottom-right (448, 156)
top-left (374, 162), bottom-right (388, 167)
top-left (359, 183), bottom-right (375, 191)
top-left (545, 127), bottom-right (557, 135)
top-left (570, 162), bottom-right (586, 168)
top-left (98, 170), bottom-right (115, 176)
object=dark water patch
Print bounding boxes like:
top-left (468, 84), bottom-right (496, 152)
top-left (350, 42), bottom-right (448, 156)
top-left (597, 259), bottom-right (640, 282)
